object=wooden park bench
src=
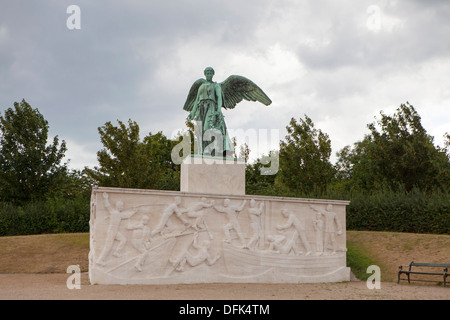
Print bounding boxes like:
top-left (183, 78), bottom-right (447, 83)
top-left (398, 262), bottom-right (449, 287)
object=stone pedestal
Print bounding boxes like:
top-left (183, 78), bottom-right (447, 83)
top-left (89, 185), bottom-right (351, 285)
top-left (180, 155), bottom-right (245, 196)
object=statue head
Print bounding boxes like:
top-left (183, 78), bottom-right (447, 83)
top-left (115, 201), bottom-right (124, 212)
top-left (204, 67), bottom-right (215, 81)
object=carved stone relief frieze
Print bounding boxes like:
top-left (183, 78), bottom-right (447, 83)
top-left (89, 187), bottom-right (350, 285)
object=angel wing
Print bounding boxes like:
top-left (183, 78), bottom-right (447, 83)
top-left (183, 78), bottom-right (206, 111)
top-left (220, 75), bottom-right (272, 109)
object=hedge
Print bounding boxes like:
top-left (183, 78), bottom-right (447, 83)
top-left (346, 189), bottom-right (450, 234)
top-left (0, 188), bottom-right (448, 236)
top-left (0, 195), bottom-right (90, 236)
top-left (248, 183), bottom-right (449, 235)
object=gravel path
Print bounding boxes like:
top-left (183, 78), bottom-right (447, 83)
top-left (1, 273), bottom-right (449, 300)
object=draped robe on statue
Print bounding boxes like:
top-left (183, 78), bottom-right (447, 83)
top-left (191, 81), bottom-right (234, 157)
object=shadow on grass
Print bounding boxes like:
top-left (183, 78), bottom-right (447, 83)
top-left (346, 241), bottom-right (379, 281)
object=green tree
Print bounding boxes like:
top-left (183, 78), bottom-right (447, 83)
top-left (336, 103), bottom-right (450, 192)
top-left (245, 149), bottom-right (280, 193)
top-left (143, 131), bottom-right (180, 190)
top-left (441, 132), bottom-right (450, 159)
top-left (0, 99), bottom-right (67, 203)
top-left (48, 169), bottom-right (95, 199)
top-left (278, 115), bottom-right (334, 196)
top-left (85, 119), bottom-right (179, 190)
top-left (238, 142), bottom-right (250, 163)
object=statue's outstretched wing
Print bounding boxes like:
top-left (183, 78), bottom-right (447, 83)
top-left (220, 75), bottom-right (272, 109)
top-left (183, 78), bottom-right (206, 111)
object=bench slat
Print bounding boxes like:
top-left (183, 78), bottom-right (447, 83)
top-left (400, 271), bottom-right (447, 276)
top-left (410, 262), bottom-right (450, 268)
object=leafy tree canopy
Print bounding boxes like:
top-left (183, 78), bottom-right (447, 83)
top-left (0, 99), bottom-right (67, 203)
top-left (336, 103), bottom-right (450, 192)
top-left (85, 119), bottom-right (179, 190)
top-left (278, 115), bottom-right (335, 196)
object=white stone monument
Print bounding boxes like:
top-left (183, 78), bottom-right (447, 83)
top-left (89, 158), bottom-right (351, 285)
top-left (180, 155), bottom-right (246, 196)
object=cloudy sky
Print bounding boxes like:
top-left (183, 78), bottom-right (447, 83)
top-left (1, 0), bottom-right (449, 170)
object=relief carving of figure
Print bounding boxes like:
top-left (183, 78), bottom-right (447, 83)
top-left (247, 199), bottom-right (264, 250)
top-left (186, 197), bottom-right (215, 238)
top-left (97, 193), bottom-right (138, 266)
top-left (128, 215), bottom-right (152, 252)
top-left (311, 205), bottom-right (342, 254)
top-left (214, 199), bottom-right (247, 247)
top-left (267, 231), bottom-right (301, 255)
top-left (312, 210), bottom-right (324, 254)
top-left (267, 234), bottom-right (286, 253)
top-left (277, 209), bottom-right (312, 256)
top-left (170, 232), bottom-right (221, 272)
top-left (127, 215), bottom-right (152, 271)
top-left (151, 197), bottom-right (190, 237)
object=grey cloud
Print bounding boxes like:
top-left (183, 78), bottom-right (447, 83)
top-left (0, 0), bottom-right (448, 169)
top-left (293, 1), bottom-right (450, 71)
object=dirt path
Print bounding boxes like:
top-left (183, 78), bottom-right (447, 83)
top-left (0, 273), bottom-right (449, 300)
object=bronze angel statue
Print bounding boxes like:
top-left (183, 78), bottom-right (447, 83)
top-left (183, 67), bottom-right (272, 157)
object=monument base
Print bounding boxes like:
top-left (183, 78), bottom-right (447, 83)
top-left (180, 155), bottom-right (245, 195)
top-left (89, 187), bottom-right (351, 285)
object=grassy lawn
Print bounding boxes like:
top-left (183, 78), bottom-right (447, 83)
top-left (347, 231), bottom-right (450, 282)
top-left (0, 233), bottom-right (89, 273)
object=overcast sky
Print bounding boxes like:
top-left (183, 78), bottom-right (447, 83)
top-left (1, 0), bottom-right (449, 170)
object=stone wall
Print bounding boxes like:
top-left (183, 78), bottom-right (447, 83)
top-left (89, 186), bottom-right (350, 285)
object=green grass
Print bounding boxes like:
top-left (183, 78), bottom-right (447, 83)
top-left (346, 241), bottom-right (379, 281)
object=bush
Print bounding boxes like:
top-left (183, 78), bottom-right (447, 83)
top-left (1, 185), bottom-right (448, 236)
top-left (0, 195), bottom-right (90, 236)
top-left (246, 180), bottom-right (449, 235)
top-left (347, 189), bottom-right (450, 234)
